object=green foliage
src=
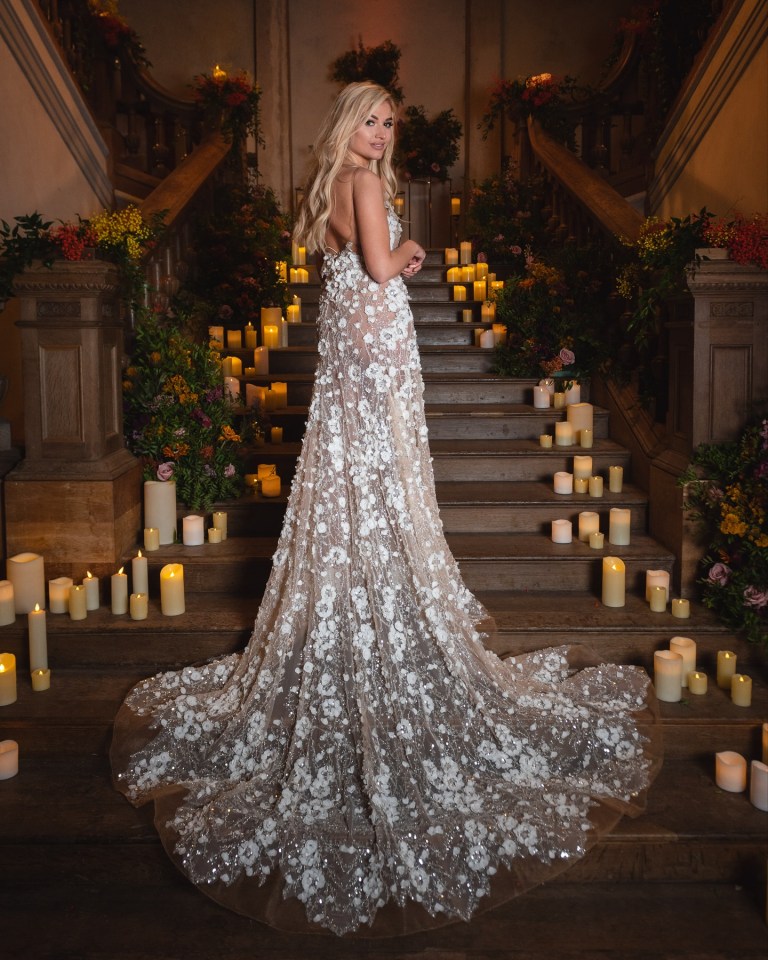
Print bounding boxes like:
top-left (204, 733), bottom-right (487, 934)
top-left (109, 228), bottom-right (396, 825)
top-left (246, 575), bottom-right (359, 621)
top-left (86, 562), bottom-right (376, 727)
top-left (395, 105), bottom-right (462, 182)
top-left (465, 169), bottom-right (551, 262)
top-left (330, 39), bottom-right (404, 103)
top-left (191, 70), bottom-right (262, 148)
top-left (0, 213), bottom-right (57, 303)
top-left (479, 74), bottom-right (584, 149)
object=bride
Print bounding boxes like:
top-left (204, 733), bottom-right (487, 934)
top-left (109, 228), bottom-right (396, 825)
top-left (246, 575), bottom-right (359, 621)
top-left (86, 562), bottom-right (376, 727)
top-left (111, 81), bottom-right (660, 937)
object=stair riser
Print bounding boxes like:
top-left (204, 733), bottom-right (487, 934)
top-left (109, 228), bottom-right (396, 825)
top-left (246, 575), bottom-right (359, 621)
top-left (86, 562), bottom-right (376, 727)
top-left (285, 320), bottom-right (489, 346)
top-left (269, 349), bottom-right (500, 374)
top-left (439, 503), bottom-right (648, 534)
top-left (432, 452), bottom-right (628, 481)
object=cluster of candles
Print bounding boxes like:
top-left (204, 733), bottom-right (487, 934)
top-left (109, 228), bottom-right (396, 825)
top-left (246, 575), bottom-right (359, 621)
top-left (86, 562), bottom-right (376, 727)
top-left (553, 456), bottom-right (624, 499)
top-left (715, 723), bottom-right (768, 810)
top-left (173, 510), bottom-right (229, 548)
top-left (534, 379), bottom-right (583, 411)
top-left (244, 464), bottom-right (282, 498)
top-left (210, 299), bottom-right (302, 360)
top-left (445, 245), bottom-right (504, 306)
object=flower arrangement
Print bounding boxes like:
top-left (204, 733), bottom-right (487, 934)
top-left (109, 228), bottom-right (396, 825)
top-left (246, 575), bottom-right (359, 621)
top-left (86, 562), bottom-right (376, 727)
top-left (192, 68), bottom-right (262, 147)
top-left (395, 104), bottom-right (462, 181)
top-left (480, 74), bottom-right (581, 148)
top-left (464, 166), bottom-right (550, 263)
top-left (330, 39), bottom-right (404, 103)
top-left (86, 0), bottom-right (150, 66)
top-left (123, 307), bottom-right (256, 510)
top-left (701, 213), bottom-right (768, 269)
top-left (681, 417), bottom-right (768, 646)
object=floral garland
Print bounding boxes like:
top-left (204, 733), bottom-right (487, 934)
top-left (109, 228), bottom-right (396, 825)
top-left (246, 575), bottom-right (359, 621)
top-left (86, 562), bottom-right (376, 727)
top-left (479, 74), bottom-right (581, 148)
top-left (192, 69), bottom-right (262, 147)
top-left (395, 104), bottom-right (462, 181)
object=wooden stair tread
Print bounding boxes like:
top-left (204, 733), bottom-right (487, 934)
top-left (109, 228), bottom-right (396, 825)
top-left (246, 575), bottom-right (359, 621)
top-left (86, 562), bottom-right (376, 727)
top-left (434, 480), bottom-right (648, 505)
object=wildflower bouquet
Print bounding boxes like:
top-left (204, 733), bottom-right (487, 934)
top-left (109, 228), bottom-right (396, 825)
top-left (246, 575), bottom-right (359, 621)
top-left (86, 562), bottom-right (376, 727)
top-left (395, 104), bottom-right (462, 181)
top-left (192, 69), bottom-right (262, 147)
top-left (123, 308), bottom-right (253, 509)
top-left (682, 417), bottom-right (768, 646)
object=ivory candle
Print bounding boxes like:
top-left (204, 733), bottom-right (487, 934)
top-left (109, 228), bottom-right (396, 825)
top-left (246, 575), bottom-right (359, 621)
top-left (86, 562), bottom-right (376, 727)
top-left (253, 347), bottom-right (269, 374)
top-left (671, 598), bottom-right (690, 619)
top-left (480, 301), bottom-right (496, 322)
top-left (31, 668), bottom-right (50, 692)
top-left (539, 434), bottom-right (553, 448)
top-left (573, 456), bottom-right (592, 480)
top-left (555, 422), bottom-right (574, 446)
top-left (715, 751), bottom-right (747, 792)
top-left (609, 465), bottom-right (624, 493)
top-left (670, 636), bottom-right (696, 684)
top-left (608, 507), bottom-right (631, 545)
top-left (182, 515), bottom-right (205, 546)
top-left (602, 557), bottom-right (625, 607)
top-left (160, 564), bottom-right (185, 616)
top-left (730, 674), bottom-right (752, 707)
top-left (645, 569), bottom-right (670, 602)
top-left (144, 480), bottom-right (177, 545)
top-left (286, 304), bottom-right (300, 324)
top-left (564, 382), bottom-right (581, 405)
top-left (246, 384), bottom-right (267, 409)
top-left (589, 531), bottom-right (604, 549)
top-left (553, 392), bottom-right (567, 410)
top-left (224, 376), bottom-right (240, 400)
top-left (0, 653), bottom-right (17, 706)
top-left (553, 472), bottom-right (574, 495)
top-left (0, 581), bottom-right (14, 626)
top-left (263, 325), bottom-right (279, 348)
top-left (653, 649), bottom-right (683, 702)
top-left (221, 356), bottom-right (234, 378)
top-left (445, 247), bottom-right (459, 264)
top-left (271, 426), bottom-right (284, 443)
top-left (271, 382), bottom-right (288, 408)
top-left (716, 650), bottom-right (737, 689)
top-left (579, 428), bottom-right (594, 449)
top-left (750, 761), bottom-right (768, 811)
top-left (244, 322), bottom-right (257, 348)
top-left (261, 475), bottom-right (281, 497)
top-left (208, 527), bottom-right (222, 543)
top-left (28, 605), bottom-right (47, 671)
top-left (462, 308), bottom-right (474, 323)
top-left (111, 567), bottom-right (128, 615)
top-left (212, 511), bottom-right (228, 540)
top-left (688, 671), bottom-right (708, 695)
top-left (0, 740), bottom-right (19, 779)
top-left (567, 403), bottom-right (593, 434)
top-left (144, 527), bottom-right (160, 552)
top-left (453, 285), bottom-right (467, 301)
top-left (83, 572), bottom-right (100, 610)
top-left (68, 585), bottom-right (87, 621)
top-left (129, 593), bottom-right (148, 621)
top-left (578, 511), bottom-right (600, 542)
top-left (588, 475), bottom-right (604, 498)
top-left (551, 519), bottom-right (572, 544)
top-left (459, 241), bottom-right (472, 264)
top-left (132, 551), bottom-right (149, 595)
top-left (532, 386), bottom-right (550, 409)
top-left (479, 329), bottom-right (495, 349)
top-left (573, 477), bottom-right (589, 493)
top-left (48, 577), bottom-right (73, 615)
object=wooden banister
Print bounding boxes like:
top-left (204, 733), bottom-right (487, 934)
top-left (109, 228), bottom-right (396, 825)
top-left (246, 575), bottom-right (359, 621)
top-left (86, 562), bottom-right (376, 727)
top-left (140, 133), bottom-right (230, 227)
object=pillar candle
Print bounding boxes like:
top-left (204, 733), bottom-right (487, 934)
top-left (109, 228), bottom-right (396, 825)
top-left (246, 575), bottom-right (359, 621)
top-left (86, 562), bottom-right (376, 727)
top-left (716, 650), bottom-right (737, 689)
top-left (669, 636), bottom-right (696, 685)
top-left (208, 527), bottom-right (222, 543)
top-left (459, 241), bottom-right (472, 264)
top-left (608, 507), bottom-right (631, 545)
top-left (129, 593), bottom-right (148, 621)
top-left (246, 384), bottom-right (267, 409)
top-left (0, 653), bottom-right (17, 706)
top-left (230, 356), bottom-right (243, 376)
top-left (479, 329), bottom-right (495, 349)
top-left (539, 378), bottom-right (555, 396)
top-left (453, 285), bottom-right (467, 301)
top-left (602, 557), bottom-right (625, 607)
top-left (609, 465), bottom-right (624, 493)
top-left (263, 325), bottom-right (280, 348)
top-left (564, 382), bottom-right (581, 405)
top-left (226, 329), bottom-right (242, 349)
top-left (730, 674), bottom-right (752, 707)
top-left (750, 761), bottom-right (768, 811)
top-left (182, 515), bottom-right (205, 546)
top-left (144, 480), bottom-right (177, 545)
top-left (579, 428), bottom-right (594, 448)
top-left (244, 322), bottom-right (257, 348)
top-left (473, 280), bottom-right (487, 301)
top-left (480, 301), bottom-right (496, 322)
top-left (553, 392), bottom-right (567, 410)
top-left (645, 569), bottom-right (670, 602)
top-left (573, 477), bottom-right (589, 493)
top-left (144, 527), bottom-right (160, 552)
top-left (271, 426), bottom-right (284, 443)
top-left (253, 346), bottom-right (269, 374)
top-left (567, 402), bottom-right (593, 434)
top-left (553, 472), bottom-right (574, 495)
top-left (224, 376), bottom-right (240, 401)
top-left (83, 572), bottom-right (100, 610)
top-left (461, 265), bottom-right (475, 283)
top-left (212, 511), bottom-right (228, 540)
top-left (715, 751), bottom-right (747, 792)
top-left (653, 649), bottom-right (683, 702)
top-left (294, 245), bottom-right (306, 265)
top-left (28, 605), bottom-right (47, 670)
top-left (539, 434), bottom-right (553, 448)
top-left (244, 367), bottom-right (256, 378)
top-left (68, 584), bottom-right (87, 621)
top-left (688, 671), bottom-right (707, 694)
top-left (132, 551), bottom-right (149, 595)
top-left (446, 266), bottom-right (461, 283)
top-left (271, 382), bottom-right (288, 408)
top-left (589, 531), bottom-right (605, 549)
top-left (763, 722), bottom-right (768, 765)
top-left (160, 564), bottom-right (185, 616)
top-left (533, 386), bottom-right (550, 409)
top-left (0, 581), bottom-right (14, 626)
top-left (6, 553), bottom-right (42, 616)
top-left (573, 455), bottom-right (592, 480)
top-left (462, 308), bottom-right (474, 323)
top-left (31, 668), bottom-right (50, 692)
top-left (221, 356), bottom-right (234, 378)
top-left (0, 740), bottom-right (19, 779)
top-left (208, 325), bottom-right (224, 349)
top-left (492, 323), bottom-right (506, 345)
top-left (261, 475), bottom-right (281, 497)
top-left (286, 304), bottom-right (300, 324)
top-left (588, 475), bottom-right (604, 498)
top-left (296, 267), bottom-right (309, 284)
top-left (257, 464), bottom-right (276, 479)
top-left (111, 567), bottom-right (128, 614)
top-left (555, 422), bottom-right (573, 446)
top-left (48, 577), bottom-right (74, 614)
top-left (475, 262), bottom-right (488, 280)
top-left (444, 247), bottom-right (459, 264)
top-left (551, 519), bottom-right (572, 543)
top-left (671, 598), bottom-right (690, 619)
top-left (489, 280), bottom-right (504, 298)
top-left (578, 512), bottom-right (600, 543)
top-left (649, 585), bottom-right (667, 613)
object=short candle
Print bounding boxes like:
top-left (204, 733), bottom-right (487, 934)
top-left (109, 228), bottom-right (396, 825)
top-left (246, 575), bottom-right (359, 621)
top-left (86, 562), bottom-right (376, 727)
top-left (0, 739), bottom-right (19, 780)
top-left (208, 527), bottom-right (222, 544)
top-left (261, 475), bottom-right (281, 498)
top-left (671, 598), bottom-right (690, 619)
top-left (143, 527), bottom-right (160, 552)
top-left (730, 674), bottom-right (752, 707)
top-left (49, 577), bottom-right (74, 614)
top-left (182, 515), bottom-right (205, 546)
top-left (579, 428), bottom-right (594, 449)
top-left (653, 649), bottom-right (683, 702)
top-left (715, 751), bottom-right (747, 792)
top-left (609, 465), bottom-right (624, 493)
top-left (0, 653), bottom-right (18, 706)
top-left (554, 422), bottom-right (574, 446)
top-left (533, 386), bottom-right (550, 409)
top-left (688, 671), bottom-right (707, 694)
top-left (589, 531), bottom-right (604, 549)
top-left (750, 760), bottom-right (768, 812)
top-left (539, 434), bottom-right (553, 449)
top-left (573, 477), bottom-right (589, 493)
top-left (588, 475), bottom-right (604, 498)
top-left (553, 472), bottom-right (574, 495)
top-left (31, 668), bottom-right (51, 692)
top-left (553, 393), bottom-right (567, 410)
top-left (551, 519), bottom-right (572, 544)
top-left (129, 593), bottom-right (148, 621)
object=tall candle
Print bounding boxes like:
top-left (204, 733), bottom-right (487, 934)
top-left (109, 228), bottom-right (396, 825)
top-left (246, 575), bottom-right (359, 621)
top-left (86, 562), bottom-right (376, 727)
top-left (473, 280), bottom-right (487, 301)
top-left (567, 403), bottom-right (593, 434)
top-left (129, 593), bottom-right (148, 621)
top-left (553, 472), bottom-right (574, 495)
top-left (609, 465), bottom-right (624, 493)
top-left (160, 564), bottom-right (185, 616)
top-left (654, 649), bottom-right (683, 702)
top-left (715, 751), bottom-right (747, 792)
top-left (573, 456), bottom-right (592, 480)
top-left (48, 576), bottom-right (74, 614)
top-left (588, 475), bottom-right (604, 498)
top-left (68, 584), bottom-right (87, 621)
top-left (224, 376), bottom-right (240, 400)
top-left (261, 475), bottom-right (281, 497)
top-left (716, 650), bottom-right (737, 689)
top-left (533, 386), bottom-right (550, 409)
top-left (0, 581), bottom-right (15, 626)
top-left (263, 325), bottom-right (280, 348)
top-left (111, 567), bottom-right (128, 615)
top-left (453, 285), bottom-right (467, 302)
top-left (649, 585), bottom-right (666, 612)
top-left (253, 346), bottom-right (269, 375)
top-left (551, 519), bottom-right (572, 544)
top-left (182, 515), bottom-right (205, 546)
top-left (461, 265), bottom-right (476, 283)
top-left (750, 761), bottom-right (768, 811)
top-left (144, 480), bottom-right (177, 545)
top-left (555, 422), bottom-right (574, 446)
top-left (212, 511), bottom-right (228, 540)
top-left (602, 557), bottom-right (625, 607)
top-left (226, 329), bottom-right (242, 349)
top-left (132, 551), bottom-right (149, 595)
top-left (83, 572), bottom-right (100, 610)
top-left (28, 605), bottom-right (47, 670)
top-left (578, 511), bottom-right (600, 542)
top-left (0, 740), bottom-right (19, 779)
top-left (271, 382), bottom-right (288, 408)
top-left (475, 262), bottom-right (488, 280)
top-left (670, 636), bottom-right (696, 684)
top-left (244, 322), bottom-right (258, 348)
top-left (645, 569), bottom-right (670, 602)
top-left (608, 507), bottom-right (631, 545)
top-left (0, 653), bottom-right (17, 706)
top-left (730, 674), bottom-right (752, 707)
top-left (459, 241), bottom-right (472, 264)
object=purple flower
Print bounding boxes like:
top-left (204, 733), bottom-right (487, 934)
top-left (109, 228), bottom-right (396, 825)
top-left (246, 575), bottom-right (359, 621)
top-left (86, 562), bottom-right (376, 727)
top-left (204, 465), bottom-right (216, 477)
top-left (477, 252), bottom-right (488, 263)
top-left (559, 348), bottom-right (576, 366)
top-left (224, 463), bottom-right (236, 478)
top-left (707, 562), bottom-right (731, 586)
top-left (192, 408), bottom-right (212, 429)
top-left (743, 586), bottom-right (768, 609)
top-left (156, 461), bottom-right (175, 481)
top-left (218, 304), bottom-right (233, 320)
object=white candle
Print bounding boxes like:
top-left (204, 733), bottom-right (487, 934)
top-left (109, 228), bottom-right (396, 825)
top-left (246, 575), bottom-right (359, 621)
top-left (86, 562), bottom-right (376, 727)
top-left (602, 557), bottom-right (625, 607)
top-left (271, 426), bottom-right (284, 443)
top-left (459, 241), bottom-right (472, 264)
top-left (0, 581), bottom-right (15, 626)
top-left (144, 480), bottom-right (177, 546)
top-left (129, 593), bottom-right (148, 621)
top-left (654, 649), bottom-right (683, 702)
top-left (645, 569), bottom-right (670, 602)
top-left (539, 379), bottom-right (555, 396)
top-left (263, 325), bottom-right (279, 348)
top-left (688, 671), bottom-right (707, 694)
top-left (567, 402), bottom-right (593, 434)
top-left (479, 329), bottom-right (495, 349)
top-left (212, 511), bottom-right (228, 540)
top-left (671, 598), bottom-right (690, 619)
top-left (48, 577), bottom-right (74, 614)
top-left (31, 668), bottom-right (50, 692)
top-left (553, 472), bottom-right (574, 495)
top-left (132, 551), bottom-right (149, 594)
top-left (533, 386), bottom-right (550, 409)
top-left (589, 531), bottom-right (605, 549)
top-left (182, 515), bottom-right (205, 546)
top-left (261, 475), bottom-right (281, 497)
top-left (750, 761), bottom-right (768, 811)
top-left (143, 527), bottom-right (160, 552)
top-left (0, 653), bottom-right (17, 706)
top-left (253, 346), bottom-right (269, 374)
top-left (716, 650), bottom-right (737, 689)
top-left (111, 567), bottom-right (128, 614)
top-left (670, 636), bottom-right (696, 684)
top-left (573, 455), bottom-right (592, 480)
top-left (551, 519), bottom-right (572, 544)
top-left (224, 376), bottom-right (240, 400)
top-left (208, 527), bottom-right (222, 543)
top-left (608, 507), bottom-right (631, 545)
top-left (609, 465), bottom-right (624, 493)
top-left (453, 285), bottom-right (467, 301)
top-left (554, 422), bottom-right (573, 446)
top-left (564, 382), bottom-right (581, 405)
top-left (0, 740), bottom-right (19, 779)
top-left (246, 384), bottom-right (267, 409)
top-left (160, 563), bottom-right (185, 616)
top-left (539, 434), bottom-right (553, 448)
top-left (588, 475), bottom-right (604, 498)
top-left (244, 322), bottom-right (258, 348)
top-left (226, 329), bottom-right (242, 349)
top-left (83, 572), bottom-right (100, 610)
top-left (68, 584), bottom-right (87, 621)
top-left (445, 247), bottom-right (459, 264)
top-left (579, 428), bottom-right (594, 448)
top-left (730, 674), bottom-right (752, 707)
top-left (715, 751), bottom-right (747, 792)
top-left (578, 511), bottom-right (600, 542)
top-left (28, 605), bottom-right (48, 670)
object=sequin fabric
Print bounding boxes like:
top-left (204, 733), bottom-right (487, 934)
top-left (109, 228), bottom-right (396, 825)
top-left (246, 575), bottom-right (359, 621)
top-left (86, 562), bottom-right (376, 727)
top-left (111, 204), bottom-right (659, 936)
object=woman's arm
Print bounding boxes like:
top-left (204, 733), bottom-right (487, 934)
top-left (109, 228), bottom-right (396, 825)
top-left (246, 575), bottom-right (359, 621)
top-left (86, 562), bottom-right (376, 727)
top-left (353, 169), bottom-right (425, 283)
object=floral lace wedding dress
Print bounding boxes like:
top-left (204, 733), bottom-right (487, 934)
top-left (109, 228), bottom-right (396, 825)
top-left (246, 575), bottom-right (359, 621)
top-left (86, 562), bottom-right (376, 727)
top-left (111, 205), bottom-right (661, 937)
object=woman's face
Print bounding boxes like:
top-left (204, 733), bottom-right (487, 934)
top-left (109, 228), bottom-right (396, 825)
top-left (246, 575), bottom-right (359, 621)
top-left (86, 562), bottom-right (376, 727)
top-left (346, 98), bottom-right (394, 166)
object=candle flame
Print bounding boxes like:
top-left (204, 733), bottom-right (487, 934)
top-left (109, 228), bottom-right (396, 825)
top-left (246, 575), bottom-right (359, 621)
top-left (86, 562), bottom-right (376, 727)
top-left (137, 549), bottom-right (143, 559)
top-left (86, 571), bottom-right (93, 579)
top-left (34, 603), bottom-right (40, 612)
top-left (0, 664), bottom-right (4, 673)
top-left (118, 567), bottom-right (124, 575)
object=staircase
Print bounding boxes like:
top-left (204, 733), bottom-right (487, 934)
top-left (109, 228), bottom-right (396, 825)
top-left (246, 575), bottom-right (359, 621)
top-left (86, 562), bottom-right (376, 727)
top-left (1, 251), bottom-right (766, 960)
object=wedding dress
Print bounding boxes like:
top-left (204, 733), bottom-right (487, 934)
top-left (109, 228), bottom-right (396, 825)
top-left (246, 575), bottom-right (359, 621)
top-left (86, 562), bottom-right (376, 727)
top-left (111, 203), bottom-right (661, 937)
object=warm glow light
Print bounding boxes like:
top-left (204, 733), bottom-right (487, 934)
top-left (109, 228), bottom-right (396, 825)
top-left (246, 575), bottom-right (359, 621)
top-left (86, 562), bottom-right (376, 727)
top-left (34, 603), bottom-right (40, 612)
top-left (137, 550), bottom-right (143, 559)
top-left (86, 571), bottom-right (93, 579)
top-left (212, 64), bottom-right (227, 79)
top-left (118, 567), bottom-right (124, 575)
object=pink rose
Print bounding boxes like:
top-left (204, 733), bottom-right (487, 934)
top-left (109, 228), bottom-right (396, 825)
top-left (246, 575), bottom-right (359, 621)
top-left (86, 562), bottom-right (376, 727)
top-left (156, 461), bottom-right (175, 481)
top-left (559, 348), bottom-right (576, 366)
top-left (707, 562), bottom-right (731, 586)
top-left (743, 586), bottom-right (768, 608)
top-left (224, 463), bottom-right (236, 478)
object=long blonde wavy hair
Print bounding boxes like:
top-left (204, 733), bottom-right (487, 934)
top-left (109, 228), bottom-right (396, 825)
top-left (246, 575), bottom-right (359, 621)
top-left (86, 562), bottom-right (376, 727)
top-left (293, 82), bottom-right (399, 254)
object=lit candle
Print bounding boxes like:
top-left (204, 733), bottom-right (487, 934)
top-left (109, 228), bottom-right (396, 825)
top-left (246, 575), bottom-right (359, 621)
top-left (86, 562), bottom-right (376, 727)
top-left (68, 584), bottom-right (87, 621)
top-left (480, 300), bottom-right (496, 322)
top-left (111, 567), bottom-right (128, 614)
top-left (244, 366), bottom-right (256, 377)
top-left (263, 325), bottom-right (280, 348)
top-left (0, 740), bottom-right (19, 779)
top-left (670, 636), bottom-right (696, 685)
top-left (716, 650), bottom-right (737, 689)
top-left (246, 384), bottom-right (267, 409)
top-left (212, 511), bottom-right (228, 540)
top-left (715, 751), bottom-right (747, 792)
top-left (688, 671), bottom-right (707, 695)
top-left (253, 346), bottom-right (269, 374)
top-left (244, 322), bottom-right (257, 348)
top-left (208, 527), bottom-right (222, 543)
top-left (645, 569), bottom-right (670, 602)
top-left (608, 507), bottom-right (631, 544)
top-left (28, 604), bottom-right (47, 670)
top-left (492, 323), bottom-right (506, 345)
top-left (230, 356), bottom-right (243, 376)
top-left (31, 668), bottom-right (50, 692)
top-left (573, 455), bottom-right (592, 480)
top-left (653, 649), bottom-right (683, 702)
top-left (573, 477), bottom-right (589, 493)
top-left (0, 653), bottom-right (17, 706)
top-left (48, 577), bottom-right (73, 615)
top-left (226, 329), bottom-right (242, 349)
top-left (451, 195), bottom-right (461, 216)
top-left (475, 262), bottom-right (489, 280)
top-left (479, 329), bottom-right (495, 349)
top-left (257, 464), bottom-right (276, 480)
top-left (671, 598), bottom-right (690, 619)
top-left (589, 531), bottom-right (605, 550)
top-left (730, 674), bottom-right (752, 707)
top-left (144, 527), bottom-right (160, 552)
top-left (83, 571), bottom-right (100, 610)
top-left (182, 515), bottom-right (205, 546)
top-left (489, 280), bottom-right (504, 298)
top-left (224, 376), bottom-right (240, 401)
top-left (539, 434), bottom-right (553, 449)
top-left (473, 280), bottom-right (487, 301)
top-left (609, 465), bottom-right (624, 493)
top-left (144, 480), bottom-right (177, 546)
top-left (445, 247), bottom-right (459, 264)
top-left (578, 511), bottom-right (600, 543)
top-left (295, 245), bottom-right (306, 265)
top-left (461, 266), bottom-right (475, 284)
top-left (447, 267), bottom-right (461, 283)
top-left (296, 267), bottom-right (309, 283)
top-left (553, 393), bottom-right (567, 410)
top-left (132, 550), bottom-right (149, 595)
top-left (271, 382), bottom-right (288, 408)
top-left (271, 426), bottom-right (284, 443)
top-left (0, 581), bottom-right (15, 626)
top-left (394, 195), bottom-right (405, 216)
top-left (602, 557), bottom-right (625, 607)
top-left (588, 475), bottom-right (604, 498)
top-left (567, 402), bottom-right (593, 434)
top-left (160, 563), bottom-right (185, 616)
top-left (221, 356), bottom-right (234, 378)
top-left (551, 519), bottom-right (572, 544)
top-left (459, 241), bottom-right (472, 264)
top-left (579, 428), bottom-right (594, 448)
top-left (286, 304), bottom-right (300, 324)
top-left (129, 593), bottom-right (148, 621)
top-left (539, 378), bottom-right (555, 396)
top-left (750, 761), bottom-right (768, 811)
top-left (208, 325), bottom-right (224, 349)
top-left (261, 475), bottom-right (281, 497)
top-left (533, 386), bottom-right (550, 409)
top-left (453, 285), bottom-right (467, 302)
top-left (553, 472), bottom-right (574, 495)
top-left (554, 422), bottom-right (573, 446)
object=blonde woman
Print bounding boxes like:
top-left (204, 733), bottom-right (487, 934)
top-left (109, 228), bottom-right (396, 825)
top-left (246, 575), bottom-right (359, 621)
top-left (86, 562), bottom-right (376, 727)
top-left (112, 82), bottom-right (660, 938)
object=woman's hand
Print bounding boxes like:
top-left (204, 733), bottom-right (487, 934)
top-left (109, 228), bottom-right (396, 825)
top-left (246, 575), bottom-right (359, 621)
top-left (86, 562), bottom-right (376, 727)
top-left (401, 246), bottom-right (425, 279)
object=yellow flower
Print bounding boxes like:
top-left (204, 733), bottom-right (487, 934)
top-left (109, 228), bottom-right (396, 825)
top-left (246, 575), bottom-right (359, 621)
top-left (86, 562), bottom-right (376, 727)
top-left (220, 425), bottom-right (241, 443)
